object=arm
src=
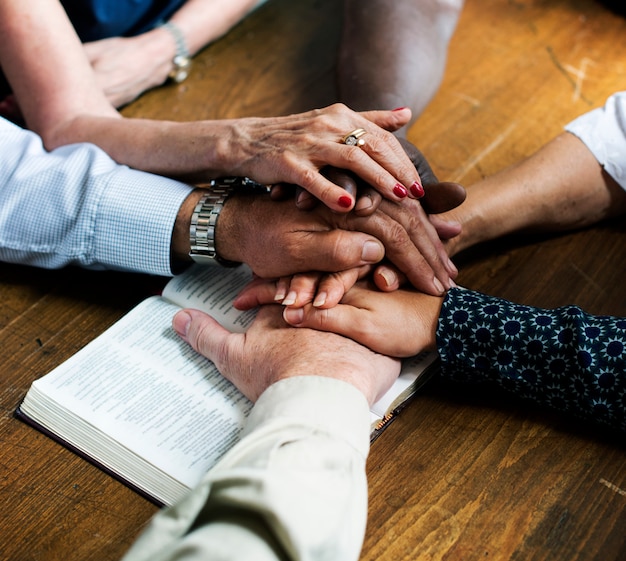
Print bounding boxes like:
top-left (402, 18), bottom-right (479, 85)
top-left (0, 117), bottom-right (191, 275)
top-left (441, 92), bottom-right (626, 257)
top-left (339, 0), bottom-right (464, 131)
top-left (84, 0), bottom-right (264, 107)
top-left (280, 286), bottom-right (626, 434)
top-left (120, 305), bottom-right (401, 561)
top-left (121, 376), bottom-right (372, 561)
top-left (0, 116), bottom-right (454, 289)
top-left (0, 0), bottom-right (423, 213)
top-left (436, 289), bottom-right (626, 434)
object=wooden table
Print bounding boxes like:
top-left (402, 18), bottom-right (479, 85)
top-left (1, 0), bottom-right (625, 559)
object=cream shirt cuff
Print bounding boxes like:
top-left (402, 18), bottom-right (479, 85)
top-left (121, 376), bottom-right (372, 561)
top-left (245, 375), bottom-right (372, 458)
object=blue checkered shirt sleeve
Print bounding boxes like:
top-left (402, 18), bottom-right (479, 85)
top-left (0, 117), bottom-right (193, 276)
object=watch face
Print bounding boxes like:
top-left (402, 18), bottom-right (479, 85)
top-left (170, 56), bottom-right (192, 83)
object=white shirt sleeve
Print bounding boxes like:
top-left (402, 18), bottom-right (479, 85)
top-left (0, 118), bottom-right (193, 275)
top-left (565, 91), bottom-right (626, 191)
top-left (120, 376), bottom-right (372, 561)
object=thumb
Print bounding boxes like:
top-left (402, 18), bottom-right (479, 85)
top-left (172, 309), bottom-right (233, 367)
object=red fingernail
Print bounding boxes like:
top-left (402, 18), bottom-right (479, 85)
top-left (410, 181), bottom-right (424, 198)
top-left (393, 183), bottom-right (408, 198)
top-left (392, 106), bottom-right (408, 112)
top-left (338, 195), bottom-right (353, 208)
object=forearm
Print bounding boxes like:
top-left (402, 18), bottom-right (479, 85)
top-left (0, 0), bottom-right (118, 136)
top-left (444, 132), bottom-right (626, 256)
top-left (436, 288), bottom-right (626, 434)
top-left (339, 0), bottom-right (463, 128)
top-left (46, 115), bottom-right (240, 181)
top-left (121, 376), bottom-right (371, 561)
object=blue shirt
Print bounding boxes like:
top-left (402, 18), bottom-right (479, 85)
top-left (0, 1), bottom-right (186, 104)
top-left (61, 0), bottom-right (186, 41)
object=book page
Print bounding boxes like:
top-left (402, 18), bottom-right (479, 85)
top-left (25, 296), bottom-right (253, 490)
top-left (370, 352), bottom-right (438, 419)
top-left (162, 264), bottom-right (257, 332)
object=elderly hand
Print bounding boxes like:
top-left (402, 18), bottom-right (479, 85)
top-left (218, 188), bottom-right (457, 296)
top-left (171, 304), bottom-right (401, 405)
top-left (220, 104), bottom-right (428, 212)
top-left (228, 171), bottom-right (463, 308)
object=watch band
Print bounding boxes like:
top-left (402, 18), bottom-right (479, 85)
top-left (189, 177), bottom-right (268, 267)
top-left (161, 21), bottom-right (192, 83)
top-left (189, 186), bottom-right (238, 267)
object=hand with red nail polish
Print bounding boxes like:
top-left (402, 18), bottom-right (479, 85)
top-left (309, 167), bottom-right (460, 295)
top-left (214, 186), bottom-right (454, 296)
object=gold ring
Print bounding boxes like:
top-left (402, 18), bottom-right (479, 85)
top-left (341, 128), bottom-right (367, 147)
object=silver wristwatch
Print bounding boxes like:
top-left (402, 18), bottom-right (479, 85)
top-left (189, 177), bottom-right (267, 266)
top-left (161, 21), bottom-right (192, 83)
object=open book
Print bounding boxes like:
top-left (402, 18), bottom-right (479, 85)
top-left (16, 264), bottom-right (438, 507)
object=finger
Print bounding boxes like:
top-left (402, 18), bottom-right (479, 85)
top-left (294, 167), bottom-right (357, 211)
top-left (274, 277), bottom-right (289, 301)
top-left (421, 182), bottom-right (467, 214)
top-left (339, 130), bottom-right (424, 200)
top-left (269, 183), bottom-right (295, 201)
top-left (354, 186), bottom-right (382, 217)
top-left (357, 110), bottom-right (428, 197)
top-left (429, 214), bottom-right (463, 241)
top-left (322, 166), bottom-right (358, 197)
top-left (233, 278), bottom-right (278, 310)
top-left (280, 272), bottom-right (321, 307)
top-left (295, 187), bottom-right (317, 210)
top-left (287, 229), bottom-right (386, 273)
top-left (379, 197), bottom-right (458, 281)
top-left (358, 107), bottom-right (412, 133)
top-left (308, 267), bottom-right (364, 308)
top-left (172, 309), bottom-right (236, 368)
top-left (282, 300), bottom-right (395, 358)
top-left (401, 201), bottom-right (458, 281)
top-left (283, 302), bottom-right (364, 340)
top-left (323, 167), bottom-right (383, 217)
top-left (396, 137), bottom-right (438, 187)
top-left (372, 264), bottom-right (406, 292)
top-left (349, 201), bottom-right (452, 293)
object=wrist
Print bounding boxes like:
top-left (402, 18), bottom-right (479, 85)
top-left (159, 21), bottom-right (192, 83)
top-left (172, 188), bottom-right (238, 268)
top-left (189, 184), bottom-right (241, 267)
top-left (422, 294), bottom-right (444, 352)
top-left (214, 182), bottom-right (270, 264)
top-left (171, 190), bottom-right (205, 267)
top-left (174, 179), bottom-right (268, 269)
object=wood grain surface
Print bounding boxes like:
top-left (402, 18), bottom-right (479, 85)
top-left (1, 0), bottom-right (624, 559)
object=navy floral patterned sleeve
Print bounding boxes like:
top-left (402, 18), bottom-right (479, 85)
top-left (436, 288), bottom-right (626, 434)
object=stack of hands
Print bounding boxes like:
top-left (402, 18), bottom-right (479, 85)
top-left (174, 132), bottom-right (467, 402)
